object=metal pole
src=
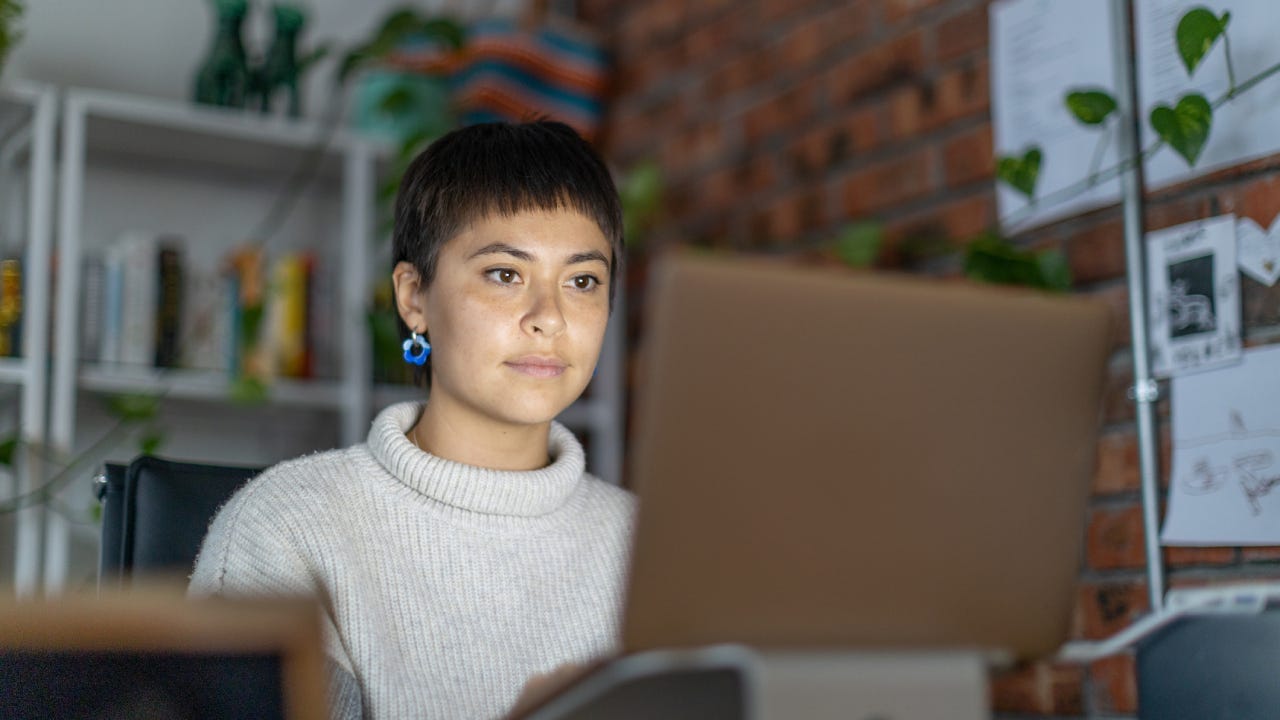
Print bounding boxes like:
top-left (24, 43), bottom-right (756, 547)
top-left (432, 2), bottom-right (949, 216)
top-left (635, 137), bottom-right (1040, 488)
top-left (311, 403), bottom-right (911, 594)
top-left (1110, 0), bottom-right (1164, 611)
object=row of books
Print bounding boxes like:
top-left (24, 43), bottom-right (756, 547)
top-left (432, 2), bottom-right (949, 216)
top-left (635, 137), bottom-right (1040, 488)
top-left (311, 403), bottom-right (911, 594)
top-left (80, 233), bottom-right (337, 380)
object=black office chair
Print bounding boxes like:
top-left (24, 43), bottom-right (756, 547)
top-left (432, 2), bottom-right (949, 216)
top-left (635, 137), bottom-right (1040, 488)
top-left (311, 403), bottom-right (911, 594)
top-left (1137, 609), bottom-right (1280, 719)
top-left (95, 455), bottom-right (263, 587)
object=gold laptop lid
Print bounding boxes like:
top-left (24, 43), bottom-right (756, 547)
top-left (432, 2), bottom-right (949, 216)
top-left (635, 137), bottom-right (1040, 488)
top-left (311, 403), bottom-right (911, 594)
top-left (623, 252), bottom-right (1110, 661)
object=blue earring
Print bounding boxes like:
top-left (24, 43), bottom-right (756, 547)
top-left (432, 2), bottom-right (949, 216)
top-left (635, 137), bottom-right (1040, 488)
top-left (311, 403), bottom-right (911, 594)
top-left (403, 331), bottom-right (431, 366)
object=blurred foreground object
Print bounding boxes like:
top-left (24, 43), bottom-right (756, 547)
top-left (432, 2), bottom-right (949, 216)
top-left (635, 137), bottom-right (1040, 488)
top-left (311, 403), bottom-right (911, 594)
top-left (0, 590), bottom-right (327, 720)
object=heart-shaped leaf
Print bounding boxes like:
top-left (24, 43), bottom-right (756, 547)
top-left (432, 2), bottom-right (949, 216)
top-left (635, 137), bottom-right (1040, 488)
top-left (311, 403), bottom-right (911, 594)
top-left (1176, 7), bottom-right (1229, 76)
top-left (996, 147), bottom-right (1042, 200)
top-left (1150, 93), bottom-right (1213, 166)
top-left (1065, 89), bottom-right (1118, 126)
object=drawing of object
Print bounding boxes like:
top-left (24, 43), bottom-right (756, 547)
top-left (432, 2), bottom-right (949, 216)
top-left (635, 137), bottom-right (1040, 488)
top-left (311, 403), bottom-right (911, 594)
top-left (1235, 450), bottom-right (1280, 516)
top-left (1178, 410), bottom-right (1280, 515)
top-left (1168, 279), bottom-right (1215, 333)
top-left (1183, 458), bottom-right (1228, 494)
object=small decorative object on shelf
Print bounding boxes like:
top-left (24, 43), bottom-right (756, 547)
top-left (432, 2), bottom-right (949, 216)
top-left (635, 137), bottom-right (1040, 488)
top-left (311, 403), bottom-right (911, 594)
top-left (193, 0), bottom-right (251, 109)
top-left (251, 3), bottom-right (320, 118)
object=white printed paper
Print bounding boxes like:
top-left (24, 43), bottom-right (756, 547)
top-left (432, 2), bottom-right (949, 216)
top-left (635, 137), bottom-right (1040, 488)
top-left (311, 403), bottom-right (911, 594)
top-left (1236, 216), bottom-right (1280, 286)
top-left (1146, 215), bottom-right (1242, 378)
top-left (1137, 0), bottom-right (1280, 189)
top-left (1162, 344), bottom-right (1280, 545)
top-left (990, 0), bottom-right (1121, 232)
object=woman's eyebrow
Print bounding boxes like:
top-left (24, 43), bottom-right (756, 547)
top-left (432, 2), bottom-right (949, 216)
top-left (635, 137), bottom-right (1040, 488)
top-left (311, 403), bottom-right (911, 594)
top-left (567, 249), bottom-right (609, 267)
top-left (468, 242), bottom-right (533, 261)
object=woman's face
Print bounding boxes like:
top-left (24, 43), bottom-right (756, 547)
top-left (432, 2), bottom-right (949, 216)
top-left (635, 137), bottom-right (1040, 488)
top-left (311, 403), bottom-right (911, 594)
top-left (419, 209), bottom-right (612, 431)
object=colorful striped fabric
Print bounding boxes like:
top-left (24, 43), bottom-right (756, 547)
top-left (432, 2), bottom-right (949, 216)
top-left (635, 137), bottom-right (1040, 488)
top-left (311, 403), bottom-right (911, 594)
top-left (383, 17), bottom-right (609, 141)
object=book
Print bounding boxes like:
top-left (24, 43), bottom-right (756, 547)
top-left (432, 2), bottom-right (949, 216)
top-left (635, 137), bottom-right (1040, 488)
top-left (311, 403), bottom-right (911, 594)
top-left (154, 240), bottom-right (184, 368)
top-left (0, 256), bottom-right (21, 358)
top-left (80, 254), bottom-right (105, 363)
top-left (266, 252), bottom-right (313, 379)
top-left (115, 231), bottom-right (158, 368)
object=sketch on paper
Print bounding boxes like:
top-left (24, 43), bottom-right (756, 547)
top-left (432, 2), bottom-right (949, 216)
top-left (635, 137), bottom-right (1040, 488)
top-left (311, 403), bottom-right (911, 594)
top-left (1146, 215), bottom-right (1242, 378)
top-left (1163, 344), bottom-right (1280, 546)
top-left (1177, 410), bottom-right (1280, 515)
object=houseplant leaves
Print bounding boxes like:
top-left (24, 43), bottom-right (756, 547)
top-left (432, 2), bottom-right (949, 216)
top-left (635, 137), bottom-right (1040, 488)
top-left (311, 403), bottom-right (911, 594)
top-left (1065, 89), bottom-right (1117, 126)
top-left (1176, 7), bottom-right (1230, 76)
top-left (1150, 93), bottom-right (1213, 166)
top-left (996, 147), bottom-right (1042, 201)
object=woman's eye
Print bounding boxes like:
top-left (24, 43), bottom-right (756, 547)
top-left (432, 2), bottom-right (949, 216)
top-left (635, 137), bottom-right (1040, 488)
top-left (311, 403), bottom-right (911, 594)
top-left (487, 268), bottom-right (520, 284)
top-left (571, 275), bottom-right (599, 290)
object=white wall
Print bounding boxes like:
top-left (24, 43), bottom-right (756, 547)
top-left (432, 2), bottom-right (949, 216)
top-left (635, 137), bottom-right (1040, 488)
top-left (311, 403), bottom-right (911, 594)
top-left (9, 0), bottom-right (525, 116)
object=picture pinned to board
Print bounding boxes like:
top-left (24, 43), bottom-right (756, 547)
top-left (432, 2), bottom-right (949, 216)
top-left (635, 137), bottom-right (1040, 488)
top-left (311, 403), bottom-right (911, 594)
top-left (1146, 214), bottom-right (1242, 378)
top-left (1235, 215), bottom-right (1280, 287)
top-left (1162, 343), bottom-right (1280, 546)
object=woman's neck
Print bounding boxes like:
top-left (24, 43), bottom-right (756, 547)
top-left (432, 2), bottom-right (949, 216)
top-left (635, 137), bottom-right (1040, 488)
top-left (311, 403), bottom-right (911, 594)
top-left (411, 396), bottom-right (552, 471)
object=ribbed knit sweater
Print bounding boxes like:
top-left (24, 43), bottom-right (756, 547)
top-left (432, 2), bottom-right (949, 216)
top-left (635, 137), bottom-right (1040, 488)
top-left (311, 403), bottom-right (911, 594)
top-left (188, 401), bottom-right (636, 719)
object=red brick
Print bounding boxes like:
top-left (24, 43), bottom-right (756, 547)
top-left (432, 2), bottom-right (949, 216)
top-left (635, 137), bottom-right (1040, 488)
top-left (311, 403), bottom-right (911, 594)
top-left (775, 14), bottom-right (826, 72)
top-left (1162, 546), bottom-right (1237, 567)
top-left (743, 81), bottom-right (819, 145)
top-left (734, 154), bottom-right (778, 195)
top-left (888, 59), bottom-right (990, 138)
top-left (937, 4), bottom-right (990, 63)
top-left (885, 0), bottom-right (948, 23)
top-left (989, 662), bottom-right (1085, 715)
top-left (1083, 281), bottom-right (1131, 351)
top-left (1067, 217), bottom-right (1127, 285)
top-left (841, 147), bottom-right (934, 215)
top-left (682, 11), bottom-right (742, 62)
top-left (1093, 429), bottom-right (1141, 495)
top-left (707, 53), bottom-right (760, 100)
top-left (942, 124), bottom-right (994, 187)
top-left (1102, 362), bottom-right (1136, 425)
top-left (661, 121), bottom-right (726, 179)
top-left (1078, 581), bottom-right (1150, 640)
top-left (1243, 547), bottom-right (1280, 562)
top-left (1086, 504), bottom-right (1147, 570)
top-left (1243, 274), bottom-right (1280, 326)
top-left (1215, 174), bottom-right (1280, 224)
top-left (765, 190), bottom-right (824, 244)
top-left (826, 0), bottom-right (876, 52)
top-left (1089, 653), bottom-right (1139, 715)
top-left (826, 30), bottom-right (925, 106)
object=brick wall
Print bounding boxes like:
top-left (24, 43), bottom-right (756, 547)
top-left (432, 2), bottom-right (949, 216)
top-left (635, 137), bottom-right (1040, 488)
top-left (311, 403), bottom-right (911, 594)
top-left (580, 0), bottom-right (1280, 717)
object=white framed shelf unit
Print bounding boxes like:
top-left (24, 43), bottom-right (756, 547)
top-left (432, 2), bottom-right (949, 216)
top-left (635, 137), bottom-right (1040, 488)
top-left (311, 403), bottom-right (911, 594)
top-left (0, 81), bottom-right (57, 598)
top-left (44, 87), bottom-right (384, 593)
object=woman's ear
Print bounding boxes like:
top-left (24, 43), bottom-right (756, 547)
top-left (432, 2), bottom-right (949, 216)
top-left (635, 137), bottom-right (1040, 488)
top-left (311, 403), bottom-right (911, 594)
top-left (392, 261), bottom-right (428, 333)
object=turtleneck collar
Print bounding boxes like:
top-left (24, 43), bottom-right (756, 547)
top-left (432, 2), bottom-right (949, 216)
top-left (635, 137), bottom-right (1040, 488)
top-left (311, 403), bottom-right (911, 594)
top-left (366, 401), bottom-right (585, 517)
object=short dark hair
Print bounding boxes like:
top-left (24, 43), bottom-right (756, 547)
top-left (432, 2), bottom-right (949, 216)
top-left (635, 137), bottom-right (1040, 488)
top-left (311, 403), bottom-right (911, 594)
top-left (391, 121), bottom-right (624, 385)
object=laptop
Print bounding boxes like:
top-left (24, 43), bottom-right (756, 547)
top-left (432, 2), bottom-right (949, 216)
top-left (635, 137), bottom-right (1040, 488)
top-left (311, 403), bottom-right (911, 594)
top-left (517, 251), bottom-right (1112, 717)
top-left (0, 589), bottom-right (329, 719)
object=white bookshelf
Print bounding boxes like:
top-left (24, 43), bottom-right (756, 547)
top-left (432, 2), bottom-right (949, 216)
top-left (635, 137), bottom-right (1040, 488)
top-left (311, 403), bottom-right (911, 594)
top-left (0, 81), bottom-right (57, 598)
top-left (23, 85), bottom-right (629, 594)
top-left (44, 87), bottom-right (384, 593)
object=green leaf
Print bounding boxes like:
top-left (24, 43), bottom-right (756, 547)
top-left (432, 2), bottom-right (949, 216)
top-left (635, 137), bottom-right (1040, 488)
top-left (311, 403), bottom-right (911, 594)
top-left (104, 393), bottom-right (161, 422)
top-left (619, 161), bottom-right (663, 247)
top-left (1176, 7), bottom-right (1229, 76)
top-left (0, 434), bottom-right (16, 467)
top-left (337, 12), bottom-right (466, 84)
top-left (230, 376), bottom-right (269, 405)
top-left (1149, 93), bottom-right (1213, 166)
top-left (962, 233), bottom-right (1071, 292)
top-left (833, 222), bottom-right (883, 268)
top-left (139, 430), bottom-right (164, 457)
top-left (996, 147), bottom-right (1042, 200)
top-left (1065, 89), bottom-right (1117, 126)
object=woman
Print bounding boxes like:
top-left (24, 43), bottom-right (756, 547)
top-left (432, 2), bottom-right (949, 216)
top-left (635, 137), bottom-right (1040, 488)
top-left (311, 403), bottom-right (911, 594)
top-left (190, 121), bottom-right (635, 720)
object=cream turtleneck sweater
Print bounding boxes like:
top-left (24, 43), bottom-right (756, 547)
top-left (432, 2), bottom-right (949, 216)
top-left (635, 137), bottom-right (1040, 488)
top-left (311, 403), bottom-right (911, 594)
top-left (189, 401), bottom-right (636, 719)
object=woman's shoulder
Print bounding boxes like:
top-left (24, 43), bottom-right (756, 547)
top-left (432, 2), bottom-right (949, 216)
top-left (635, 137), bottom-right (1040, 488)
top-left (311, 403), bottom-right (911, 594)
top-left (577, 473), bottom-right (637, 520)
top-left (221, 445), bottom-right (376, 519)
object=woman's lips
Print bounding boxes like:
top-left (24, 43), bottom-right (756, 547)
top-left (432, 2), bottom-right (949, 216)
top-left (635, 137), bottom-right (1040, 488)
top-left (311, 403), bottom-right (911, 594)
top-left (505, 357), bottom-right (567, 378)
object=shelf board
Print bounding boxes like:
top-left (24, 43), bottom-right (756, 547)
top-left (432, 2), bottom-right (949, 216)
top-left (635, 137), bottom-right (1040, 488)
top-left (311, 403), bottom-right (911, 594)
top-left (78, 364), bottom-right (346, 409)
top-left (0, 356), bottom-right (28, 384)
top-left (68, 87), bottom-right (390, 179)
